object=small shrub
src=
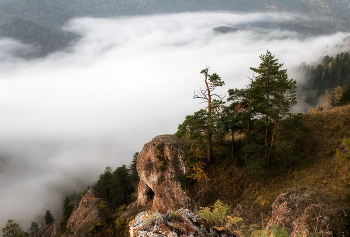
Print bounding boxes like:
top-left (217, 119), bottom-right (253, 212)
top-left (115, 217), bottom-right (133, 237)
top-left (226, 216), bottom-right (243, 233)
top-left (169, 211), bottom-right (182, 223)
top-left (96, 200), bottom-right (110, 211)
top-left (177, 173), bottom-right (194, 190)
top-left (240, 224), bottom-right (260, 237)
top-left (198, 199), bottom-right (243, 233)
top-left (269, 225), bottom-right (289, 237)
top-left (156, 160), bottom-right (168, 172)
top-left (198, 200), bottom-right (229, 226)
top-left (143, 213), bottom-right (160, 230)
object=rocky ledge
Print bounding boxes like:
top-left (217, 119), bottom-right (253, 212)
top-left (129, 208), bottom-right (236, 237)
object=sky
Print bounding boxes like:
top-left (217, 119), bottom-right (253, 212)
top-left (0, 11), bottom-right (349, 232)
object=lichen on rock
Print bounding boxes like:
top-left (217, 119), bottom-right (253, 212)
top-left (129, 208), bottom-right (236, 237)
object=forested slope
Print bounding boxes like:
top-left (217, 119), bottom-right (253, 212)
top-left (0, 0), bottom-right (349, 29)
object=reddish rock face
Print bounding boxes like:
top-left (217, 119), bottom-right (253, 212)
top-left (64, 189), bottom-right (109, 236)
top-left (136, 135), bottom-right (189, 213)
top-left (30, 189), bottom-right (107, 237)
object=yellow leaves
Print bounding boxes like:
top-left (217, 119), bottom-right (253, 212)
top-left (322, 86), bottom-right (343, 110)
top-left (213, 226), bottom-right (225, 231)
top-left (96, 200), bottom-right (109, 211)
top-left (198, 199), bottom-right (243, 233)
top-left (226, 215), bottom-right (243, 232)
top-left (188, 161), bottom-right (210, 183)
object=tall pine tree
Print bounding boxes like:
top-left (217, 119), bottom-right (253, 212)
top-left (61, 196), bottom-right (74, 230)
top-left (247, 50), bottom-right (297, 166)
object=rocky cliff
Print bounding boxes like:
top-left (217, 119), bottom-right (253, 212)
top-left (136, 135), bottom-right (189, 213)
top-left (62, 189), bottom-right (111, 237)
top-left (31, 189), bottom-right (111, 237)
top-left (30, 218), bottom-right (62, 237)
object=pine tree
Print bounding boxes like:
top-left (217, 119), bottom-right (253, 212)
top-left (110, 165), bottom-right (135, 207)
top-left (61, 196), bottom-right (74, 229)
top-left (339, 85), bottom-right (350, 105)
top-left (247, 50), bottom-right (297, 166)
top-left (193, 67), bottom-right (225, 163)
top-left (94, 167), bottom-right (113, 203)
top-left (130, 152), bottom-right (139, 183)
top-left (29, 222), bottom-right (39, 235)
top-left (43, 210), bottom-right (54, 225)
top-left (223, 88), bottom-right (250, 164)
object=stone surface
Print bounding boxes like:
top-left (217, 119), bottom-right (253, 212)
top-left (30, 189), bottom-right (109, 237)
top-left (137, 135), bottom-right (189, 213)
top-left (62, 189), bottom-right (109, 236)
top-left (266, 189), bottom-right (349, 236)
top-left (30, 218), bottom-right (62, 237)
top-left (129, 208), bottom-right (236, 237)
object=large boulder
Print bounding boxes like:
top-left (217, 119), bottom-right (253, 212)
top-left (136, 135), bottom-right (189, 213)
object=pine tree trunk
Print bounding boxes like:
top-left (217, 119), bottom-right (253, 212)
top-left (231, 129), bottom-right (235, 165)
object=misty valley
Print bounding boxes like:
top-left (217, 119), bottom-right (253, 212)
top-left (0, 0), bottom-right (350, 237)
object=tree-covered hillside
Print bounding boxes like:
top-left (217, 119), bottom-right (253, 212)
top-left (0, 17), bottom-right (77, 57)
top-left (0, 0), bottom-right (349, 29)
top-left (298, 52), bottom-right (350, 107)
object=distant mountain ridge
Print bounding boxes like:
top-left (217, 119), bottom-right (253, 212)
top-left (0, 0), bottom-right (349, 29)
top-left (0, 0), bottom-right (349, 57)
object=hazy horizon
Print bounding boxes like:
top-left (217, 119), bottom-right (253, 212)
top-left (0, 11), bottom-right (349, 232)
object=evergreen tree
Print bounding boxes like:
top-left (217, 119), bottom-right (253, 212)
top-left (61, 196), bottom-right (74, 229)
top-left (193, 67), bottom-right (225, 163)
top-left (130, 152), bottom-right (139, 183)
top-left (29, 222), bottom-right (39, 235)
top-left (94, 165), bottom-right (135, 207)
top-left (2, 220), bottom-right (29, 237)
top-left (246, 50), bottom-right (297, 166)
top-left (223, 88), bottom-right (250, 164)
top-left (94, 167), bottom-right (114, 203)
top-left (43, 210), bottom-right (54, 225)
top-left (338, 85), bottom-right (350, 105)
top-left (110, 165), bottom-right (135, 207)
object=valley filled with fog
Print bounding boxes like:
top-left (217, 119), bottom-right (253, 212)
top-left (0, 12), bottom-right (349, 229)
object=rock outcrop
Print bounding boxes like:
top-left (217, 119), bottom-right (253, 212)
top-left (62, 189), bottom-right (111, 237)
top-left (137, 135), bottom-right (189, 213)
top-left (266, 189), bottom-right (350, 236)
top-left (31, 189), bottom-right (113, 237)
top-left (30, 218), bottom-right (62, 237)
top-left (129, 208), bottom-right (236, 237)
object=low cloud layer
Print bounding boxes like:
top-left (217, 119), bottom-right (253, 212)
top-left (0, 12), bottom-right (349, 231)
